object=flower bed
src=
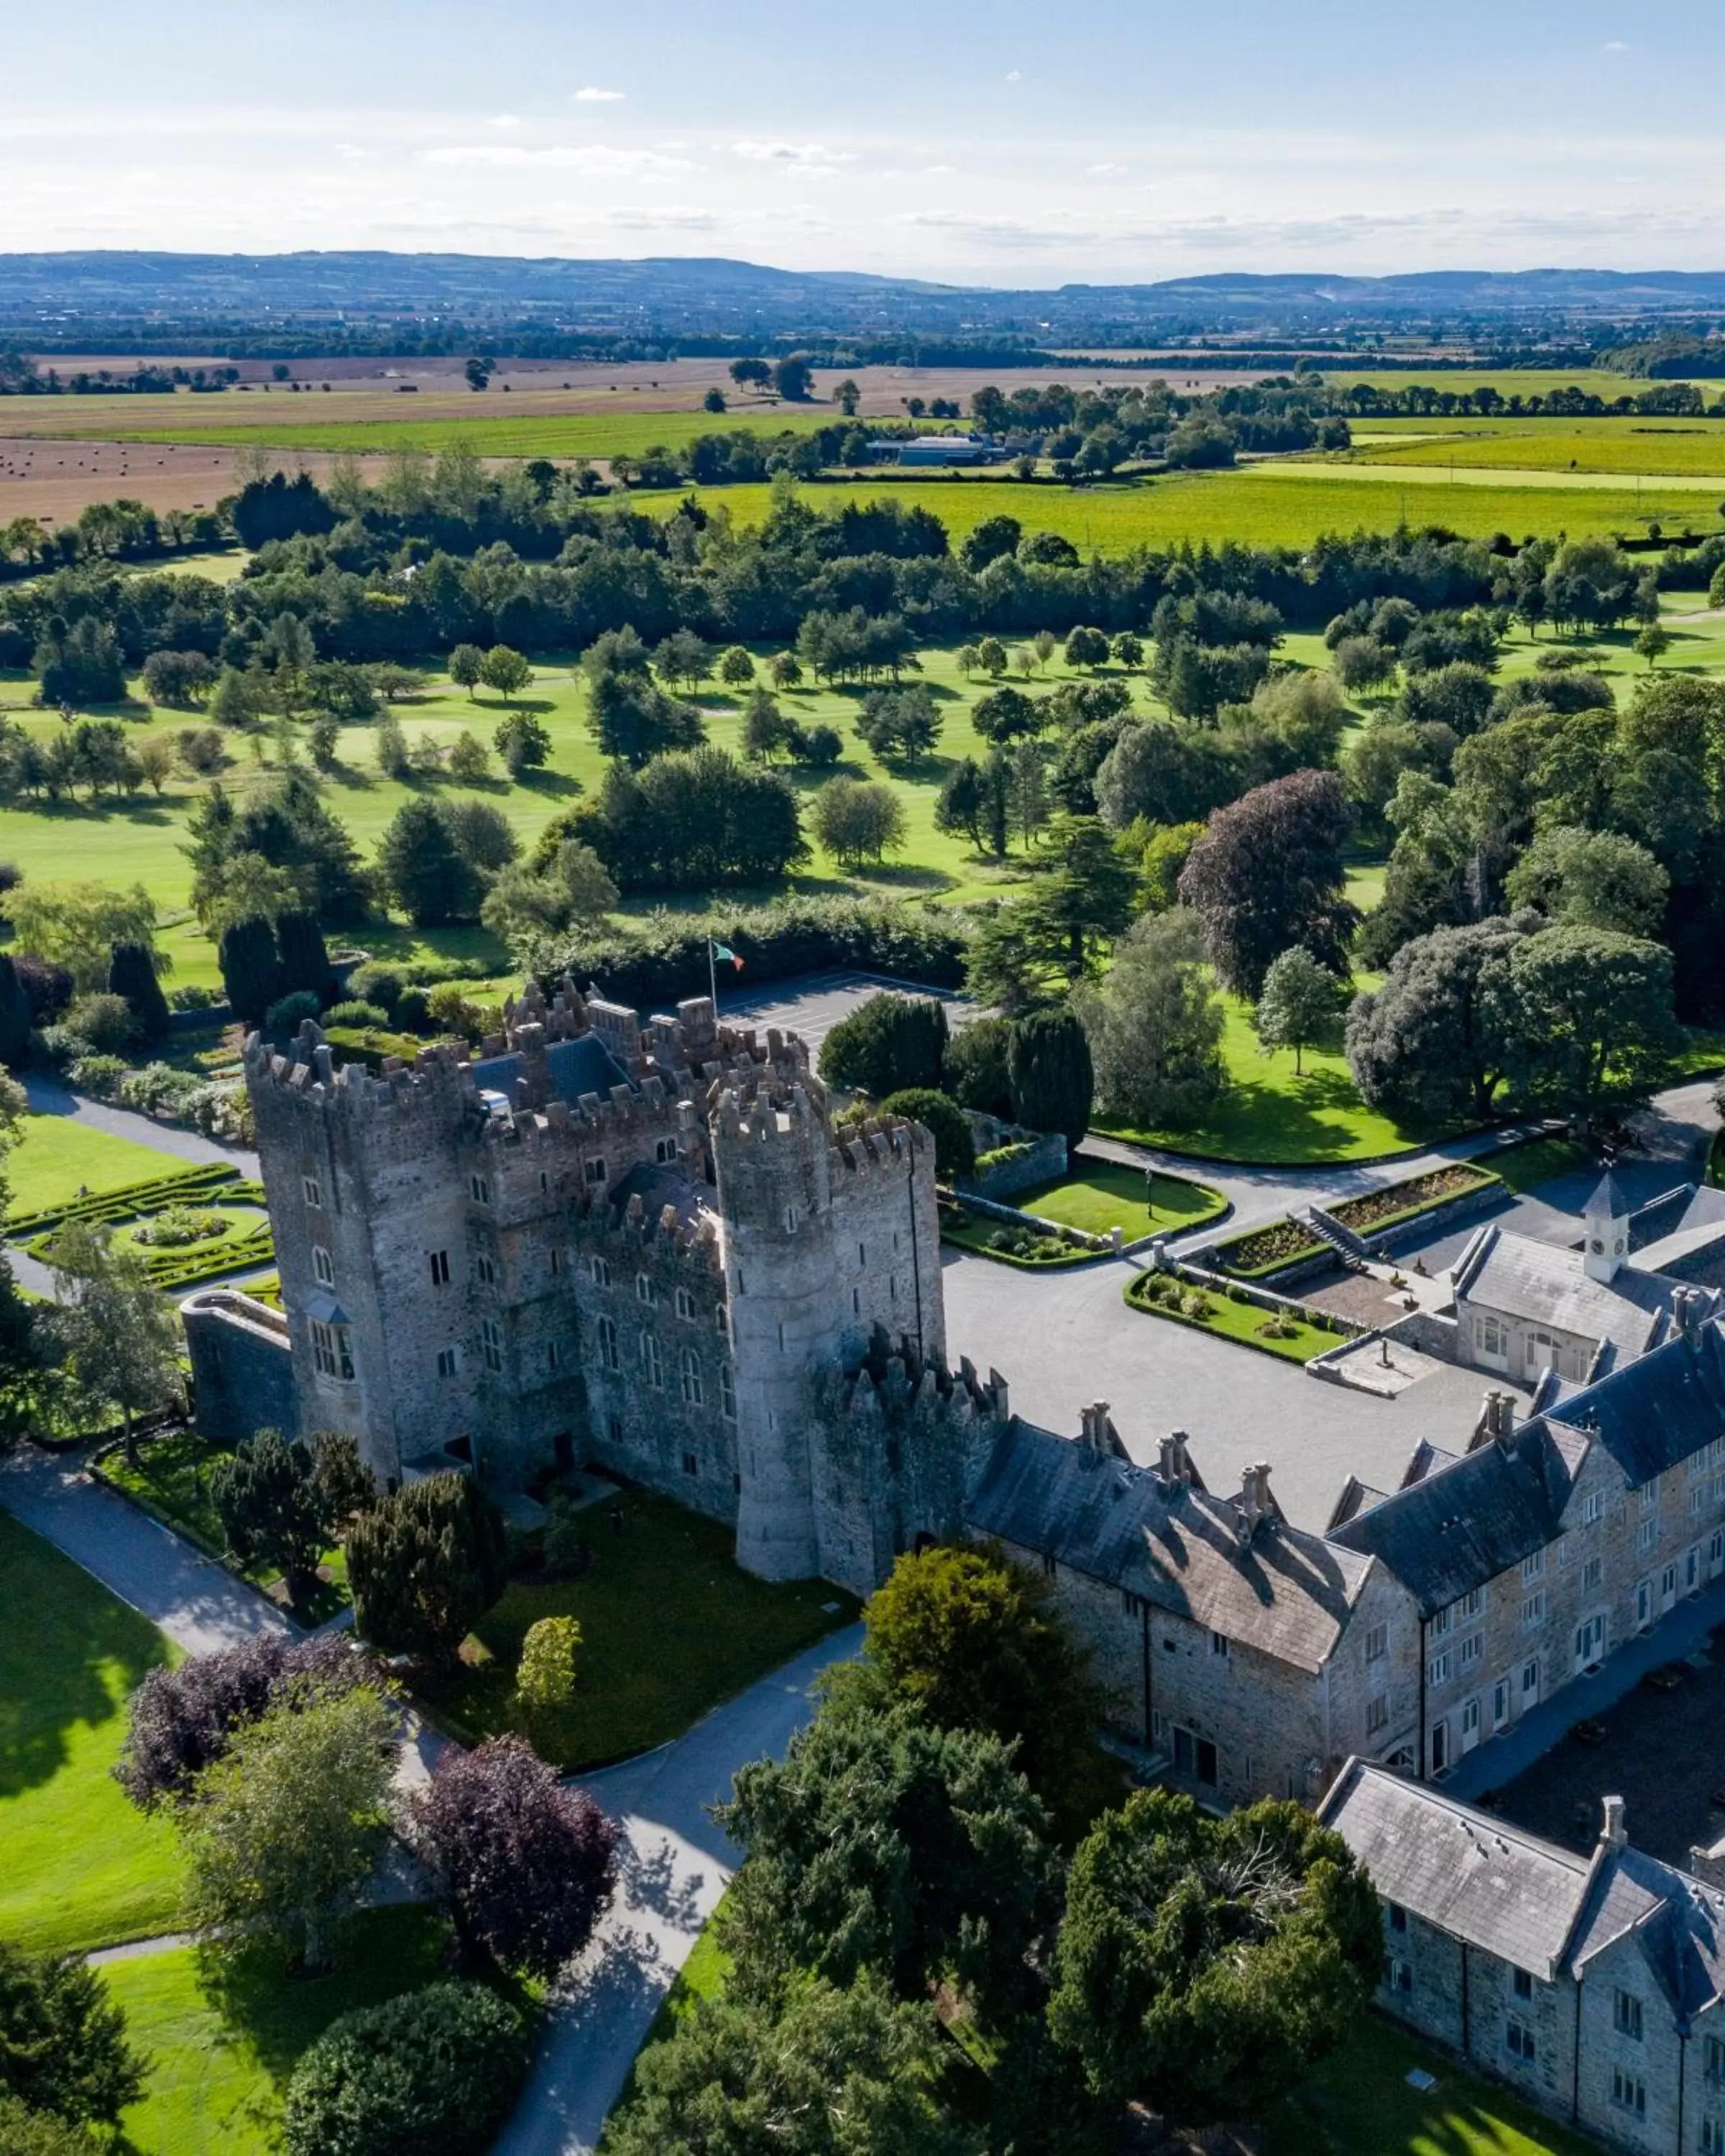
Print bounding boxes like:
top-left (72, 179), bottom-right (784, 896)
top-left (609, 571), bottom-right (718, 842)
top-left (1124, 1270), bottom-right (1343, 1364)
top-left (1212, 1217), bottom-right (1328, 1279)
top-left (1328, 1162), bottom-right (1500, 1238)
top-left (938, 1202), bottom-right (1099, 1269)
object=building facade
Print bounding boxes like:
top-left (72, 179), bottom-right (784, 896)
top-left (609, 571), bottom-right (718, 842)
top-left (1323, 1763), bottom-right (1725, 2156)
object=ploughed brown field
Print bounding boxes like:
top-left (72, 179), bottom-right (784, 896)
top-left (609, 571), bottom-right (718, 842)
top-left (0, 436), bottom-right (367, 523)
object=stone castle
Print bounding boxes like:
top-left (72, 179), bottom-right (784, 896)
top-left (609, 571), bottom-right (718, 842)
top-left (190, 982), bottom-right (1003, 1597)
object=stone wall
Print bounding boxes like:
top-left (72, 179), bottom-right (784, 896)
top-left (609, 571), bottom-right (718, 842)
top-left (958, 1126), bottom-right (1067, 1202)
top-left (183, 1289), bottom-right (300, 1442)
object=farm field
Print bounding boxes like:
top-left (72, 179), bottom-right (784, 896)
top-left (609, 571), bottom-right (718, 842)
top-left (1340, 421), bottom-right (1725, 479)
top-left (104, 405), bottom-right (845, 460)
top-left (660, 470), bottom-right (1724, 550)
top-left (1317, 366), bottom-right (1725, 397)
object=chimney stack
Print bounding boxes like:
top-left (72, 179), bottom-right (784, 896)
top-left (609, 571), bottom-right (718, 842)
top-left (1237, 1462), bottom-right (1273, 1541)
top-left (1158, 1429), bottom-right (1195, 1491)
top-left (1601, 1795), bottom-right (1627, 1851)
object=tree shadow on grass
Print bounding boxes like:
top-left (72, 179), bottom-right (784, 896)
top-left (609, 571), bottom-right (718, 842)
top-left (513, 768), bottom-right (582, 799)
top-left (0, 1511), bottom-right (169, 1800)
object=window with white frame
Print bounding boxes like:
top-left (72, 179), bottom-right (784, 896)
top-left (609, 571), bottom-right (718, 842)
top-left (481, 1318), bottom-right (503, 1373)
top-left (680, 1348), bottom-right (703, 1407)
top-left (1506, 2018), bottom-right (1536, 2062)
top-left (591, 1256), bottom-right (610, 1288)
top-left (1428, 1649), bottom-right (1452, 1687)
top-left (1460, 1633), bottom-right (1482, 1670)
top-left (1611, 2069), bottom-right (1647, 2118)
top-left (719, 1362), bottom-right (736, 1420)
top-left (475, 1252), bottom-right (496, 1288)
top-left (1477, 1315), bottom-right (1506, 1358)
top-left (1583, 1554), bottom-right (1603, 1592)
top-left (1458, 1588), bottom-right (1484, 1621)
top-left (469, 1174), bottom-right (491, 1205)
top-left (1388, 1956), bottom-right (1412, 1994)
top-left (640, 1332), bottom-right (663, 1389)
top-left (436, 1346), bottom-right (459, 1379)
top-left (1430, 1605), bottom-right (1452, 1640)
top-left (636, 1273), bottom-right (656, 1307)
top-left (310, 1319), bottom-right (354, 1381)
top-left (676, 1287), bottom-right (696, 1322)
top-left (597, 1316), bottom-right (619, 1371)
top-left (1365, 1622), bottom-right (1387, 1662)
top-left (312, 1245), bottom-right (334, 1286)
top-left (1614, 1990), bottom-right (1643, 2041)
top-left (1637, 1517), bottom-right (1658, 1554)
top-left (655, 1136), bottom-right (678, 1164)
top-left (1701, 2119), bottom-right (1724, 2156)
top-left (302, 1172), bottom-right (322, 1208)
top-left (1521, 1590), bottom-right (1545, 1628)
top-left (1641, 1477), bottom-right (1661, 1511)
top-left (1521, 1549), bottom-right (1545, 1583)
top-left (1581, 1491), bottom-right (1604, 1526)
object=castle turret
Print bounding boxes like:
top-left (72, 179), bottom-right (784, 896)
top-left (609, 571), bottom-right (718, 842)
top-left (1583, 1170), bottom-right (1630, 1284)
top-left (714, 1072), bottom-right (942, 1582)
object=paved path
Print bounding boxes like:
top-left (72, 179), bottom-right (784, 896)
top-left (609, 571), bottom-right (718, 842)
top-left (22, 1072), bottom-right (259, 1179)
top-left (494, 1623), bottom-right (862, 2156)
top-left (0, 1440), bottom-right (289, 1654)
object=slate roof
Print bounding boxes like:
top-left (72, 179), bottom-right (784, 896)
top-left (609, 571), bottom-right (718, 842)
top-left (1453, 1222), bottom-right (1674, 1353)
top-left (1547, 1319), bottom-right (1725, 1490)
top-left (1586, 1171), bottom-right (1630, 1222)
top-left (1323, 1763), bottom-right (1725, 2014)
top-left (1328, 1416), bottom-right (1580, 1616)
top-left (606, 1158), bottom-right (714, 1230)
top-left (967, 1420), bottom-right (1374, 1672)
top-left (1320, 1760), bottom-right (1593, 1978)
top-left (1630, 1189), bottom-right (1725, 1286)
top-left (470, 1033), bottom-right (630, 1108)
top-left (1627, 1184), bottom-right (1705, 1254)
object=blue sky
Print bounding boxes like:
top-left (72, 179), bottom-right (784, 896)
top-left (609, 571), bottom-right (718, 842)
top-left (3, 1), bottom-right (1711, 278)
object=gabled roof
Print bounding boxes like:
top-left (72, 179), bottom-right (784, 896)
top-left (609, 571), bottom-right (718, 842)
top-left (1328, 1416), bottom-right (1580, 1616)
top-left (1319, 1761), bottom-right (1592, 1979)
top-left (1452, 1222), bottom-right (1673, 1353)
top-left (1567, 1847), bottom-right (1725, 2020)
top-left (967, 1421), bottom-right (1374, 1672)
top-left (1547, 1320), bottom-right (1725, 1489)
top-left (470, 1033), bottom-right (630, 1110)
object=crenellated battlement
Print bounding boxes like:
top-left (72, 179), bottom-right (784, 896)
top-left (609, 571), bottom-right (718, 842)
top-left (830, 1114), bottom-right (932, 1183)
top-left (837, 1325), bottom-right (1009, 1430)
top-left (590, 1189), bottom-right (724, 1273)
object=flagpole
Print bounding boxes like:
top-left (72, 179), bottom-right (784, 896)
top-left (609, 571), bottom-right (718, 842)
top-left (709, 934), bottom-right (717, 1014)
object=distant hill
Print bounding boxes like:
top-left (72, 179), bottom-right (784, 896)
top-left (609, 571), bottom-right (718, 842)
top-left (6, 251), bottom-right (1725, 351)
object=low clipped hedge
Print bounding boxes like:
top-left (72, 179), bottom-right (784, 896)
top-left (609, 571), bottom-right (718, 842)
top-left (282, 1981), bottom-right (531, 2156)
top-left (1212, 1217), bottom-right (1327, 1279)
top-left (7, 1162), bottom-right (242, 1239)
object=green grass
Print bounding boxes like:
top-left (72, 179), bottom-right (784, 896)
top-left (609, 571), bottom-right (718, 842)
top-left (661, 469), bottom-right (1724, 551)
top-left (420, 1488), bottom-right (856, 1770)
top-left (1096, 995), bottom-right (1468, 1166)
top-left (106, 406), bottom-right (840, 459)
top-left (101, 1906), bottom-right (451, 2156)
top-left (1011, 1156), bottom-right (1226, 1240)
top-left (937, 1204), bottom-right (1099, 1267)
top-left (1265, 2014), bottom-right (1601, 2156)
top-left (98, 1427), bottom-right (349, 1622)
top-left (1343, 417), bottom-right (1725, 479)
top-left (0, 1511), bottom-right (185, 1955)
top-left (1319, 365), bottom-right (1725, 397)
top-left (1480, 1135), bottom-right (1592, 1194)
top-left (1124, 1272), bottom-right (1339, 1362)
top-left (7, 1113), bottom-right (189, 1216)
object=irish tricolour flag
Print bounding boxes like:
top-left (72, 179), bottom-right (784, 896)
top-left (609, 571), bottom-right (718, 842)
top-left (712, 941), bottom-right (744, 972)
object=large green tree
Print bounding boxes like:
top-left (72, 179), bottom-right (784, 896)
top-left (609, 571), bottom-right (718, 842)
top-left (1252, 946), bottom-right (1345, 1076)
top-left (347, 1470), bottom-right (509, 1666)
top-left (1177, 771), bottom-right (1358, 995)
top-left (0, 1943), bottom-right (144, 2126)
top-left (1504, 824), bottom-right (1669, 935)
top-left (818, 993), bottom-right (949, 1099)
top-left (1346, 916), bottom-right (1527, 1123)
top-left (1007, 1008), bottom-right (1095, 1146)
top-left (377, 800), bottom-right (482, 926)
top-left (1017, 816), bottom-right (1138, 981)
top-left (1481, 923), bottom-right (1680, 1118)
top-left (1073, 908), bottom-right (1225, 1131)
top-left (208, 1429), bottom-right (328, 1604)
top-left (45, 1221), bottom-right (180, 1468)
top-left (1047, 1789), bottom-right (1381, 2124)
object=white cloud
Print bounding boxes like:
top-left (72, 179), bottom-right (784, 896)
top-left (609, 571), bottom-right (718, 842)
top-left (488, 114), bottom-right (523, 129)
top-left (574, 86), bottom-right (625, 101)
top-left (729, 139), bottom-right (855, 178)
top-left (426, 142), bottom-right (693, 175)
top-left (1087, 162), bottom-right (1128, 176)
top-left (602, 205), bottom-right (720, 230)
top-left (1603, 39), bottom-right (1629, 50)
top-left (1004, 69), bottom-right (1021, 81)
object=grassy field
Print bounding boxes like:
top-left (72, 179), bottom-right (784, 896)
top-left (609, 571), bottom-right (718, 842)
top-left (98, 406), bottom-right (842, 459)
top-left (1012, 1156), bottom-right (1226, 1239)
top-left (1319, 366), bottom-right (1725, 397)
top-left (101, 1906), bottom-right (451, 2156)
top-left (1124, 1271), bottom-right (1338, 1363)
top-left (665, 469), bottom-right (1724, 551)
top-left (1338, 423), bottom-right (1725, 482)
top-left (420, 1488), bottom-right (855, 1770)
top-left (8, 1112), bottom-right (189, 1214)
top-left (0, 1511), bottom-right (185, 1956)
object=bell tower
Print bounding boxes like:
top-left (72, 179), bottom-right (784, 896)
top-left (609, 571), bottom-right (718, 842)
top-left (1582, 1171), bottom-right (1629, 1284)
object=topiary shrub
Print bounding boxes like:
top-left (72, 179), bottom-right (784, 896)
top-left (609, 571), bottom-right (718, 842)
top-left (106, 942), bottom-right (170, 1044)
top-left (322, 1000), bottom-right (389, 1030)
top-left (264, 990), bottom-right (323, 1035)
top-left (280, 1981), bottom-right (530, 2156)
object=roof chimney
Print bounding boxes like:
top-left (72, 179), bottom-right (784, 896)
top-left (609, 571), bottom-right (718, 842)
top-left (1601, 1795), bottom-right (1627, 1851)
top-left (1158, 1429), bottom-right (1195, 1491)
top-left (1236, 1461), bottom-right (1273, 1542)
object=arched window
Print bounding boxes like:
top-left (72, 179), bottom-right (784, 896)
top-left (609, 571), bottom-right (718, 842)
top-left (681, 1348), bottom-right (703, 1407)
top-left (719, 1362), bottom-right (736, 1421)
top-left (641, 1332), bottom-right (664, 1389)
top-left (312, 1245), bottom-right (334, 1287)
top-left (597, 1315), bottom-right (619, 1372)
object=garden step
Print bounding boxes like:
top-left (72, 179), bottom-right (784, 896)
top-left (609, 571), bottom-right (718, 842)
top-left (1301, 1204), bottom-right (1374, 1264)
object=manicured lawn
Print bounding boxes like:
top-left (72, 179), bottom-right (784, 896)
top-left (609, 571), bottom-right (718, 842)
top-left (0, 1511), bottom-right (185, 1955)
top-left (7, 1113), bottom-right (188, 1217)
top-left (101, 1906), bottom-right (451, 2156)
top-left (1481, 1135), bottom-right (1593, 1195)
top-left (1266, 2014), bottom-right (1601, 2156)
top-left (939, 1204), bottom-right (1098, 1267)
top-left (1012, 1156), bottom-right (1226, 1240)
top-left (99, 1427), bottom-right (349, 1623)
top-left (1097, 995), bottom-right (1467, 1167)
top-left (420, 1488), bottom-right (857, 1770)
top-left (1123, 1272), bottom-right (1340, 1363)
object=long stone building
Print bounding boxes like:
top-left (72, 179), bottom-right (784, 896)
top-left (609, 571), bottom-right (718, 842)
top-left (188, 982), bottom-right (1725, 1810)
top-left (1323, 1763), bottom-right (1725, 2156)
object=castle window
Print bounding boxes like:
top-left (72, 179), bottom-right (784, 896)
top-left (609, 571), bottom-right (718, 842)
top-left (680, 1349), bottom-right (703, 1408)
top-left (1367, 1693), bottom-right (1389, 1736)
top-left (1428, 1649), bottom-right (1452, 1688)
top-left (1457, 1588), bottom-right (1484, 1620)
top-left (1582, 1491), bottom-right (1604, 1526)
top-left (436, 1347), bottom-right (459, 1379)
top-left (637, 1274), bottom-right (656, 1307)
top-left (1513, 1968), bottom-right (1534, 2001)
top-left (656, 1138), bottom-right (678, 1165)
top-left (783, 1204), bottom-right (798, 1233)
top-left (540, 1171), bottom-right (549, 1194)
top-left (591, 1256), bottom-right (610, 1289)
top-left (1365, 1622), bottom-right (1387, 1662)
top-left (1430, 1606), bottom-right (1450, 1640)
top-left (1701, 2121), bottom-right (1724, 2156)
top-left (475, 1253), bottom-right (497, 1288)
top-left (429, 1249), bottom-right (450, 1286)
top-left (676, 1288), bottom-right (696, 1322)
top-left (481, 1319), bottom-right (504, 1374)
top-left (609, 1415), bottom-right (623, 1445)
top-left (714, 1303), bottom-right (727, 1334)
top-left (597, 1317), bottom-right (619, 1371)
top-left (1611, 2068), bottom-right (1646, 2117)
top-left (1707, 2037), bottom-right (1725, 2082)
top-left (1387, 1902), bottom-right (1407, 1934)
top-left (1637, 1517), bottom-right (1657, 1554)
top-left (311, 1319), bottom-right (354, 1382)
top-left (1388, 1956), bottom-right (1412, 1994)
top-left (302, 1173), bottom-right (321, 1208)
top-left (778, 1321), bottom-right (786, 1353)
top-left (312, 1245), bottom-right (334, 1287)
top-left (1520, 1549), bottom-right (1545, 1584)
top-left (1583, 1554), bottom-right (1603, 1591)
top-left (640, 1332), bottom-right (664, 1388)
top-left (1520, 1590), bottom-right (1545, 1628)
top-left (682, 1451), bottom-right (699, 1476)
top-left (852, 1288), bottom-right (860, 1315)
top-left (1210, 1631), bottom-right (1228, 1658)
top-left (470, 1174), bottom-right (491, 1205)
top-left (1506, 2019), bottom-right (1536, 2063)
top-left (586, 1158), bottom-right (607, 1184)
top-left (857, 1242), bottom-right (865, 1267)
top-left (719, 1363), bottom-right (736, 1420)
top-left (1641, 1477), bottom-right (1661, 1510)
top-left (549, 1247), bottom-right (563, 1278)
top-left (546, 1340), bottom-right (562, 1372)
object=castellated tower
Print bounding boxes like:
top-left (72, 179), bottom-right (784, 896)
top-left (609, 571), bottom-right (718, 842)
top-left (713, 1066), bottom-right (943, 1582)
